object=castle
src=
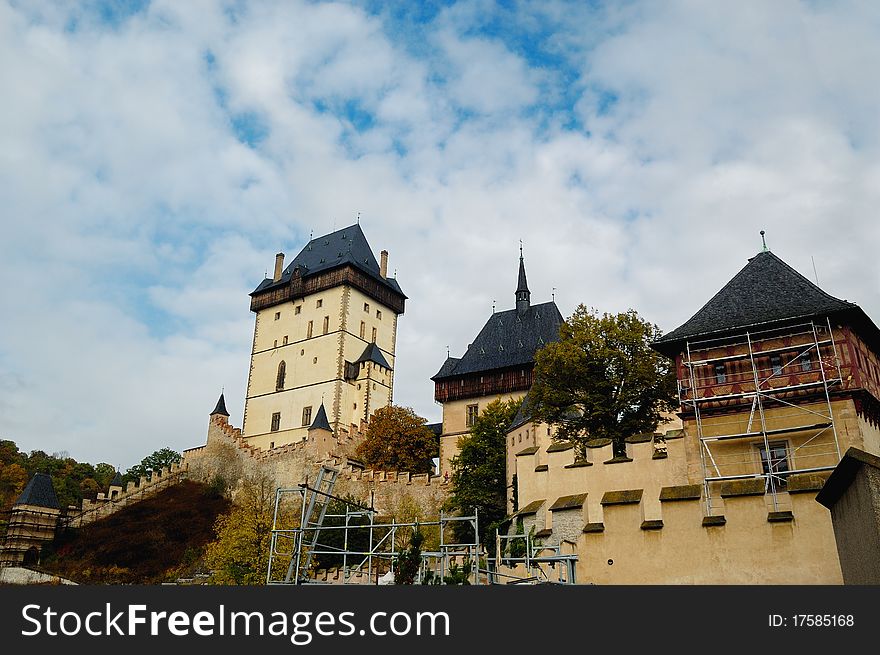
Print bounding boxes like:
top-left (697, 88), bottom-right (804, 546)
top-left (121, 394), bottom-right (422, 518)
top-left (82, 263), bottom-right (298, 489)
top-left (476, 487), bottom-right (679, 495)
top-left (6, 225), bottom-right (880, 583)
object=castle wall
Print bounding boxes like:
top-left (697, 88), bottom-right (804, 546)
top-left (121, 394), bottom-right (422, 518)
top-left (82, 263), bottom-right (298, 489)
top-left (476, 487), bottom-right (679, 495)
top-left (509, 421), bottom-right (844, 584)
top-left (439, 390), bottom-right (527, 477)
top-left (184, 414), bottom-right (449, 522)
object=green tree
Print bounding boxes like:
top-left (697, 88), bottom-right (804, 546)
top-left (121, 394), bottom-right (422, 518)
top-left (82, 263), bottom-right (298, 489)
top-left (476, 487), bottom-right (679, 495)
top-left (94, 463), bottom-right (117, 488)
top-left (125, 447), bottom-right (182, 482)
top-left (528, 306), bottom-right (678, 457)
top-left (444, 398), bottom-right (521, 549)
top-left (354, 406), bottom-right (437, 473)
top-left (204, 473), bottom-right (276, 585)
top-left (394, 527), bottom-right (424, 585)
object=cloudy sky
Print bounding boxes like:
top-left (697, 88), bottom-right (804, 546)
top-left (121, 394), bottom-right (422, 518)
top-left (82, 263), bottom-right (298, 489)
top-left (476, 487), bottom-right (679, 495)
top-left (2, 0), bottom-right (879, 468)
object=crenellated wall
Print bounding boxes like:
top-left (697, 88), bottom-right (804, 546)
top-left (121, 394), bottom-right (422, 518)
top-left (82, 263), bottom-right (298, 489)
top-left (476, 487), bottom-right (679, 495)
top-left (509, 422), bottom-right (843, 584)
top-left (183, 413), bottom-right (450, 517)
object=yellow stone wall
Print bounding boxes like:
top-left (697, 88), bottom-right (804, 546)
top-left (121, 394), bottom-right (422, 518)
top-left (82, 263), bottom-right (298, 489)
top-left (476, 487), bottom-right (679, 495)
top-left (506, 396), bottom-right (880, 584)
top-left (438, 390), bottom-right (526, 477)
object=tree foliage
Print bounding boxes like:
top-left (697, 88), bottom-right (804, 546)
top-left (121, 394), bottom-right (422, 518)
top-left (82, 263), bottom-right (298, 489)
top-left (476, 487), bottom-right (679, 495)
top-left (354, 405), bottom-right (437, 473)
top-left (125, 447), bottom-right (182, 482)
top-left (528, 306), bottom-right (678, 456)
top-left (204, 473), bottom-right (277, 585)
top-left (393, 527), bottom-right (424, 585)
top-left (444, 398), bottom-right (521, 549)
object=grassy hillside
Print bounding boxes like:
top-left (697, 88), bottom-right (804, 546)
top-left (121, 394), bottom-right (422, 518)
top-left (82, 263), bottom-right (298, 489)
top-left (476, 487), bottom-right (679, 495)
top-left (41, 480), bottom-right (230, 584)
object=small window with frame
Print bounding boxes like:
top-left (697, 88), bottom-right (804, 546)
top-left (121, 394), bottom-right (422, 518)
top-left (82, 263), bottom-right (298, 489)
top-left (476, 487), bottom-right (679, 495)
top-left (364, 302), bottom-right (370, 312)
top-left (800, 352), bottom-right (813, 372)
top-left (466, 404), bottom-right (479, 427)
top-left (302, 406), bottom-right (312, 426)
top-left (770, 354), bottom-right (783, 376)
top-left (714, 363), bottom-right (726, 383)
top-left (274, 312), bottom-right (281, 320)
top-left (316, 299), bottom-right (323, 308)
top-left (295, 306), bottom-right (301, 315)
top-left (271, 412), bottom-right (281, 432)
top-left (757, 440), bottom-right (790, 490)
top-left (376, 309), bottom-right (382, 319)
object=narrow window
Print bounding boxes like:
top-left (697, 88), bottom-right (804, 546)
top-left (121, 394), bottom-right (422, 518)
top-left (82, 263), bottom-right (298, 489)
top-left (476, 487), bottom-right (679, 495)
top-left (271, 412), bottom-right (281, 432)
top-left (376, 309), bottom-right (382, 320)
top-left (770, 354), bottom-right (783, 376)
top-left (276, 361), bottom-right (286, 391)
top-left (282, 335), bottom-right (288, 345)
top-left (466, 404), bottom-right (479, 427)
top-left (302, 406), bottom-right (312, 426)
top-left (274, 311), bottom-right (281, 320)
top-left (270, 441), bottom-right (275, 449)
top-left (360, 321), bottom-right (366, 339)
top-left (364, 302), bottom-right (370, 312)
top-left (371, 327), bottom-right (377, 343)
top-left (758, 441), bottom-right (790, 489)
top-left (801, 352), bottom-right (813, 372)
top-left (323, 316), bottom-right (329, 334)
top-left (307, 321), bottom-right (313, 338)
top-left (316, 299), bottom-right (323, 308)
top-left (714, 363), bottom-right (726, 383)
top-left (274, 339), bottom-right (278, 348)
top-left (295, 306), bottom-right (301, 315)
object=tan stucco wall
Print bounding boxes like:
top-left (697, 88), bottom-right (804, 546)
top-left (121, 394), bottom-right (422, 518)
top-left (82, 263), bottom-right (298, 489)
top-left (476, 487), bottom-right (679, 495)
top-left (438, 390), bottom-right (526, 477)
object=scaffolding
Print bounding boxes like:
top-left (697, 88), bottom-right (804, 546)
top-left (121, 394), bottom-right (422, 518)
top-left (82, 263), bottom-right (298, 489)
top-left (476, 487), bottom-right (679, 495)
top-left (484, 530), bottom-right (578, 584)
top-left (267, 466), bottom-right (484, 585)
top-left (679, 319), bottom-right (843, 515)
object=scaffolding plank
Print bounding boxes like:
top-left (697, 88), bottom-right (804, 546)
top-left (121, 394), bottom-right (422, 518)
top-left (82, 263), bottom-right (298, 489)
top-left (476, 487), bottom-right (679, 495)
top-left (700, 422), bottom-right (832, 442)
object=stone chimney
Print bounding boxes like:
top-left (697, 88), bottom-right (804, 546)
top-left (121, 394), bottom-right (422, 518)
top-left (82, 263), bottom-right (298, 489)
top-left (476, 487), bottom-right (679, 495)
top-left (273, 252), bottom-right (285, 282)
top-left (380, 250), bottom-right (389, 278)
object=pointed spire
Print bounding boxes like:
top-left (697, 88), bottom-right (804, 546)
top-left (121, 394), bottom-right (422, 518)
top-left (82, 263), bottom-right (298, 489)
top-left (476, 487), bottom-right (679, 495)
top-left (109, 471), bottom-right (124, 489)
top-left (516, 247), bottom-right (531, 314)
top-left (211, 392), bottom-right (230, 417)
top-left (309, 403), bottom-right (332, 432)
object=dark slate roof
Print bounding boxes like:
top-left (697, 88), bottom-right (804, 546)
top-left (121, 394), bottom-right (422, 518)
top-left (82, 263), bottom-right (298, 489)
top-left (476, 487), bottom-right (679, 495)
top-left (251, 224), bottom-right (406, 299)
top-left (508, 396), bottom-right (531, 432)
top-left (432, 301), bottom-right (564, 380)
top-left (109, 471), bottom-right (124, 488)
top-left (653, 250), bottom-right (861, 355)
top-left (15, 473), bottom-right (60, 510)
top-left (355, 342), bottom-right (392, 369)
top-left (426, 422), bottom-right (442, 439)
top-left (211, 393), bottom-right (230, 417)
top-left (309, 403), bottom-right (333, 432)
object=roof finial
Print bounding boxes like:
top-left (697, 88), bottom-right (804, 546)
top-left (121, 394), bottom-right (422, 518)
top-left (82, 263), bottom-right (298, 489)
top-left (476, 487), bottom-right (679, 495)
top-left (357, 211), bottom-right (360, 224)
top-left (552, 287), bottom-right (556, 302)
top-left (446, 345), bottom-right (450, 357)
top-left (519, 239), bottom-right (523, 259)
top-left (760, 230), bottom-right (768, 252)
top-left (492, 299), bottom-right (496, 313)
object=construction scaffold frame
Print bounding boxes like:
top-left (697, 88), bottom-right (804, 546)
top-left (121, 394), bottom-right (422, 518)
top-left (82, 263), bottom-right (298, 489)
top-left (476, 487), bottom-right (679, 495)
top-left (267, 466), bottom-right (484, 585)
top-left (679, 319), bottom-right (843, 515)
top-left (266, 466), bottom-right (578, 585)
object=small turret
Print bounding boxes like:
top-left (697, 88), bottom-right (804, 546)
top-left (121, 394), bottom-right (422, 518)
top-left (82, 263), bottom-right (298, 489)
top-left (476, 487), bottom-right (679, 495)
top-left (211, 393), bottom-right (230, 417)
top-left (515, 248), bottom-right (531, 315)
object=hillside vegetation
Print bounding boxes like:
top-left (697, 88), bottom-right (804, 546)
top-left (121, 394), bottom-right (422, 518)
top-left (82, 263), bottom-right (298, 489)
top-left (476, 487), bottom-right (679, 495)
top-left (41, 480), bottom-right (230, 584)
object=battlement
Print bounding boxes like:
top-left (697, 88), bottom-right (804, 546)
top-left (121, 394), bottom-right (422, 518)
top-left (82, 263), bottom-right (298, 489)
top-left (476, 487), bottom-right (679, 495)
top-left (66, 462), bottom-right (187, 528)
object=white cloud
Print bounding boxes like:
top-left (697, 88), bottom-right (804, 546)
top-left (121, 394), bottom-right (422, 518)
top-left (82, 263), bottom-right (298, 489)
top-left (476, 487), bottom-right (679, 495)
top-left (1, 0), bottom-right (878, 468)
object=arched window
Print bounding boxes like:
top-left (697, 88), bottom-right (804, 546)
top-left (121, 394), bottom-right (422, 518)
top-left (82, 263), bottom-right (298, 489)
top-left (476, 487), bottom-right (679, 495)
top-left (276, 361), bottom-right (286, 391)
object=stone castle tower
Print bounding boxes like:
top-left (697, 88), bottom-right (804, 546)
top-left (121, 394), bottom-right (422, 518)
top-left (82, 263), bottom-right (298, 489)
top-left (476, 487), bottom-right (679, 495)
top-left (242, 224), bottom-right (406, 450)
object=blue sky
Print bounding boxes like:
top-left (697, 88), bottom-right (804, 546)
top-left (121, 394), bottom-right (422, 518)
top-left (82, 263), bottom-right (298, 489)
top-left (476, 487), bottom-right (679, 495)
top-left (2, 0), bottom-right (879, 467)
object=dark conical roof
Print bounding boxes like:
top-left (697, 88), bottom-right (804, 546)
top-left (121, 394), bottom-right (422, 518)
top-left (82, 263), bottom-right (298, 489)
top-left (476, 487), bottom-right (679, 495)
top-left (516, 256), bottom-right (529, 294)
top-left (355, 342), bottom-right (392, 369)
top-left (309, 403), bottom-right (333, 432)
top-left (109, 471), bottom-right (124, 488)
top-left (15, 473), bottom-right (60, 510)
top-left (211, 393), bottom-right (230, 417)
top-left (653, 250), bottom-right (866, 356)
